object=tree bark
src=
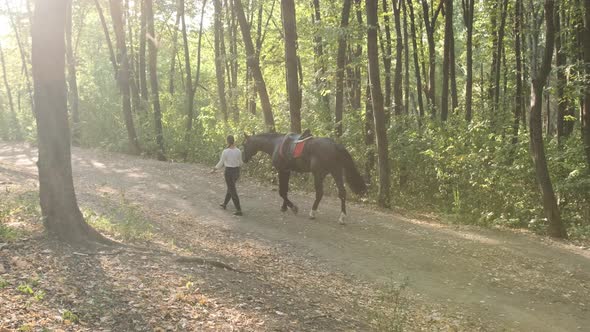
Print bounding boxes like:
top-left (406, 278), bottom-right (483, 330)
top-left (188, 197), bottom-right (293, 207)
top-left (145, 0), bottom-right (166, 160)
top-left (281, 0), bottom-right (302, 133)
top-left (94, 0), bottom-right (118, 75)
top-left (441, 0), bottom-right (452, 121)
top-left (183, 0), bottom-right (207, 160)
top-left (311, 0), bottom-right (330, 114)
top-left (66, 1), bottom-right (80, 145)
top-left (512, 0), bottom-right (524, 144)
top-left (402, 0), bottom-right (410, 115)
top-left (32, 0), bottom-right (107, 244)
top-left (109, 0), bottom-right (141, 155)
top-left (422, 0), bottom-right (443, 117)
top-left (0, 42), bottom-right (21, 140)
top-left (462, 0), bottom-right (474, 122)
top-left (407, 0), bottom-right (424, 118)
top-left (492, 0), bottom-right (508, 113)
top-left (392, 0), bottom-right (403, 116)
top-left (583, 0), bottom-right (590, 168)
top-left (554, 4), bottom-right (569, 146)
top-left (234, 0), bottom-right (276, 132)
top-left (381, 0), bottom-right (393, 119)
top-left (139, 0), bottom-right (148, 100)
top-left (335, 0), bottom-right (352, 137)
top-left (125, 0), bottom-right (140, 113)
top-left (529, 0), bottom-right (567, 238)
top-left (168, 0), bottom-right (181, 95)
top-left (367, 0), bottom-right (391, 208)
top-left (213, 0), bottom-right (229, 122)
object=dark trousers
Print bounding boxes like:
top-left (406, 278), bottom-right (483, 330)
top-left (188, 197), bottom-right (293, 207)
top-left (223, 167), bottom-right (241, 211)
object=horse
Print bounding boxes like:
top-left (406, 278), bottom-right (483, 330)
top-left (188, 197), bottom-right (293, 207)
top-left (242, 132), bottom-right (367, 224)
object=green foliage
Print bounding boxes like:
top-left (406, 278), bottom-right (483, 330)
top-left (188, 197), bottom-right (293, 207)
top-left (370, 278), bottom-right (409, 331)
top-left (0, 277), bottom-right (9, 289)
top-left (61, 310), bottom-right (80, 324)
top-left (0, 191), bottom-right (39, 242)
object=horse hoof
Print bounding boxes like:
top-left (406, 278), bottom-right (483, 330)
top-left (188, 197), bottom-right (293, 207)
top-left (309, 210), bottom-right (317, 220)
top-left (338, 213), bottom-right (347, 225)
top-left (291, 205), bottom-right (299, 215)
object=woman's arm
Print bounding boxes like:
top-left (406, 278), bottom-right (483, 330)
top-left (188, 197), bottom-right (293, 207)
top-left (213, 150), bottom-right (225, 171)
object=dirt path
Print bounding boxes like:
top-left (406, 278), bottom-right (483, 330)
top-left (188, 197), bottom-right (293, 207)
top-left (1, 143), bottom-right (589, 331)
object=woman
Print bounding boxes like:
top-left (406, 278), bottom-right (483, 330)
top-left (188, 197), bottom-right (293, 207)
top-left (211, 135), bottom-right (243, 216)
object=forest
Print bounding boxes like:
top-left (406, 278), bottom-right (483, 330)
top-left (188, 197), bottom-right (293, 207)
top-left (0, 0), bottom-right (589, 238)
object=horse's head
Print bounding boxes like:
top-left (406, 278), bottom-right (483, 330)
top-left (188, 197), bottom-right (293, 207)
top-left (242, 133), bottom-right (257, 163)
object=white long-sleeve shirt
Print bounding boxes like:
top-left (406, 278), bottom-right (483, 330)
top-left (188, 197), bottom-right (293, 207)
top-left (215, 147), bottom-right (243, 169)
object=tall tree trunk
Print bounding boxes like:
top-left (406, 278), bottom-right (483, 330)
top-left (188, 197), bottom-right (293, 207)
top-left (145, 0), bottom-right (165, 160)
top-left (183, 0), bottom-right (207, 160)
top-left (392, 0), bottom-right (403, 116)
top-left (441, 0), bottom-right (452, 121)
top-left (462, 0), bottom-right (474, 122)
top-left (214, 0), bottom-right (229, 122)
top-left (408, 0), bottom-right (424, 118)
top-left (6, 1), bottom-right (33, 112)
top-left (583, 0), bottom-right (590, 167)
top-left (449, 12), bottom-right (458, 112)
top-left (32, 0), bottom-right (107, 244)
top-left (335, 0), bottom-right (352, 137)
top-left (125, 0), bottom-right (140, 113)
top-left (555, 4), bottom-right (570, 146)
top-left (0, 42), bottom-right (21, 140)
top-left (312, 0), bottom-right (330, 114)
top-left (367, 0), bottom-right (391, 208)
top-left (66, 1), bottom-right (80, 145)
top-left (422, 0), bottom-right (443, 117)
top-left (381, 0), bottom-right (393, 119)
top-left (110, 0), bottom-right (141, 154)
top-left (139, 0), bottom-right (148, 100)
top-left (529, 0), bottom-right (567, 238)
top-left (402, 0), bottom-right (410, 114)
top-left (492, 0), bottom-right (508, 113)
top-left (168, 0), bottom-right (181, 95)
top-left (512, 0), bottom-right (524, 144)
top-left (234, 0), bottom-right (275, 132)
top-left (94, 0), bottom-right (118, 75)
top-left (281, 0), bottom-right (302, 133)
top-left (229, 0), bottom-right (240, 122)
top-left (365, 78), bottom-right (375, 183)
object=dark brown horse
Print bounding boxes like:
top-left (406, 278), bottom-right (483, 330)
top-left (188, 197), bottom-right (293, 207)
top-left (242, 133), bottom-right (367, 224)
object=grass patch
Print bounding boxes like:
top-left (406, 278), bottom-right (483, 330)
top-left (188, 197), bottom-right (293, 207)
top-left (370, 278), bottom-right (410, 332)
top-left (84, 194), bottom-right (153, 242)
top-left (61, 310), bottom-right (80, 324)
top-left (0, 191), bottom-right (39, 242)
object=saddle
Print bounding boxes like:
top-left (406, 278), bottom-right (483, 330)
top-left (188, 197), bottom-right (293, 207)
top-left (279, 129), bottom-right (313, 160)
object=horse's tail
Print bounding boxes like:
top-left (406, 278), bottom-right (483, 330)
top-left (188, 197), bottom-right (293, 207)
top-left (337, 145), bottom-right (367, 195)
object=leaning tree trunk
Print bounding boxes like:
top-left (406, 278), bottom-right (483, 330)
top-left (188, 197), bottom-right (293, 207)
top-left (94, 0), bottom-right (118, 75)
top-left (0, 42), bottom-right (21, 140)
top-left (6, 2), bottom-right (33, 112)
top-left (66, 1), bottom-right (80, 145)
top-left (281, 0), bottom-right (302, 133)
top-left (529, 0), bottom-right (567, 238)
top-left (145, 0), bottom-right (166, 160)
top-left (32, 0), bottom-right (107, 244)
top-left (234, 0), bottom-right (275, 132)
top-left (335, 0), bottom-right (352, 137)
top-left (422, 0), bottom-right (442, 117)
top-left (109, 0), bottom-right (141, 155)
top-left (168, 0), bottom-right (181, 95)
top-left (367, 0), bottom-right (391, 208)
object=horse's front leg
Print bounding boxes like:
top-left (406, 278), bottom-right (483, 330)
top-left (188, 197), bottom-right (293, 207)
top-left (278, 170), bottom-right (298, 214)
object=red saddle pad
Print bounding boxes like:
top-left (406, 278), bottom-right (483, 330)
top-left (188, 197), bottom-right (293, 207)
top-left (293, 141), bottom-right (306, 158)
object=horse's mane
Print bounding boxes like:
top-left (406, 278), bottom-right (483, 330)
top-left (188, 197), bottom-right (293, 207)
top-left (255, 132), bottom-right (284, 139)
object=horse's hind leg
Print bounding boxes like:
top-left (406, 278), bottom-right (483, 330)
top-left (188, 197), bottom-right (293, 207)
top-left (278, 170), bottom-right (298, 214)
top-left (310, 171), bottom-right (327, 219)
top-left (332, 169), bottom-right (347, 224)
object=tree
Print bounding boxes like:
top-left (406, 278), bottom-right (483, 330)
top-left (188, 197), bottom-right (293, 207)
top-left (94, 0), bottom-right (118, 75)
top-left (529, 0), bottom-right (567, 238)
top-left (461, 0), bottom-right (474, 122)
top-left (581, 0), bottom-right (590, 167)
top-left (281, 0), bottom-right (302, 133)
top-left (66, 0), bottom-right (80, 145)
top-left (214, 0), bottom-right (229, 122)
top-left (367, 0), bottom-right (391, 207)
top-left (335, 0), bottom-right (352, 137)
top-left (392, 0), bottom-right (403, 115)
top-left (441, 0), bottom-right (453, 121)
top-left (512, 0), bottom-right (524, 144)
top-left (421, 0), bottom-right (443, 116)
top-left (6, 0), bottom-right (33, 112)
top-left (168, 0), bottom-right (182, 95)
top-left (145, 0), bottom-right (166, 160)
top-left (31, 0), bottom-right (107, 244)
top-left (311, 0), bottom-right (330, 114)
top-left (0, 41), bottom-right (21, 140)
top-left (407, 0), bottom-right (424, 118)
top-left (234, 0), bottom-right (275, 132)
top-left (139, 0), bottom-right (148, 100)
top-left (109, 0), bottom-right (141, 155)
top-left (381, 0), bottom-right (393, 119)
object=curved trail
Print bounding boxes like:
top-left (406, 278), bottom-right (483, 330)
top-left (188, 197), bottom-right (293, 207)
top-left (1, 143), bottom-right (588, 331)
